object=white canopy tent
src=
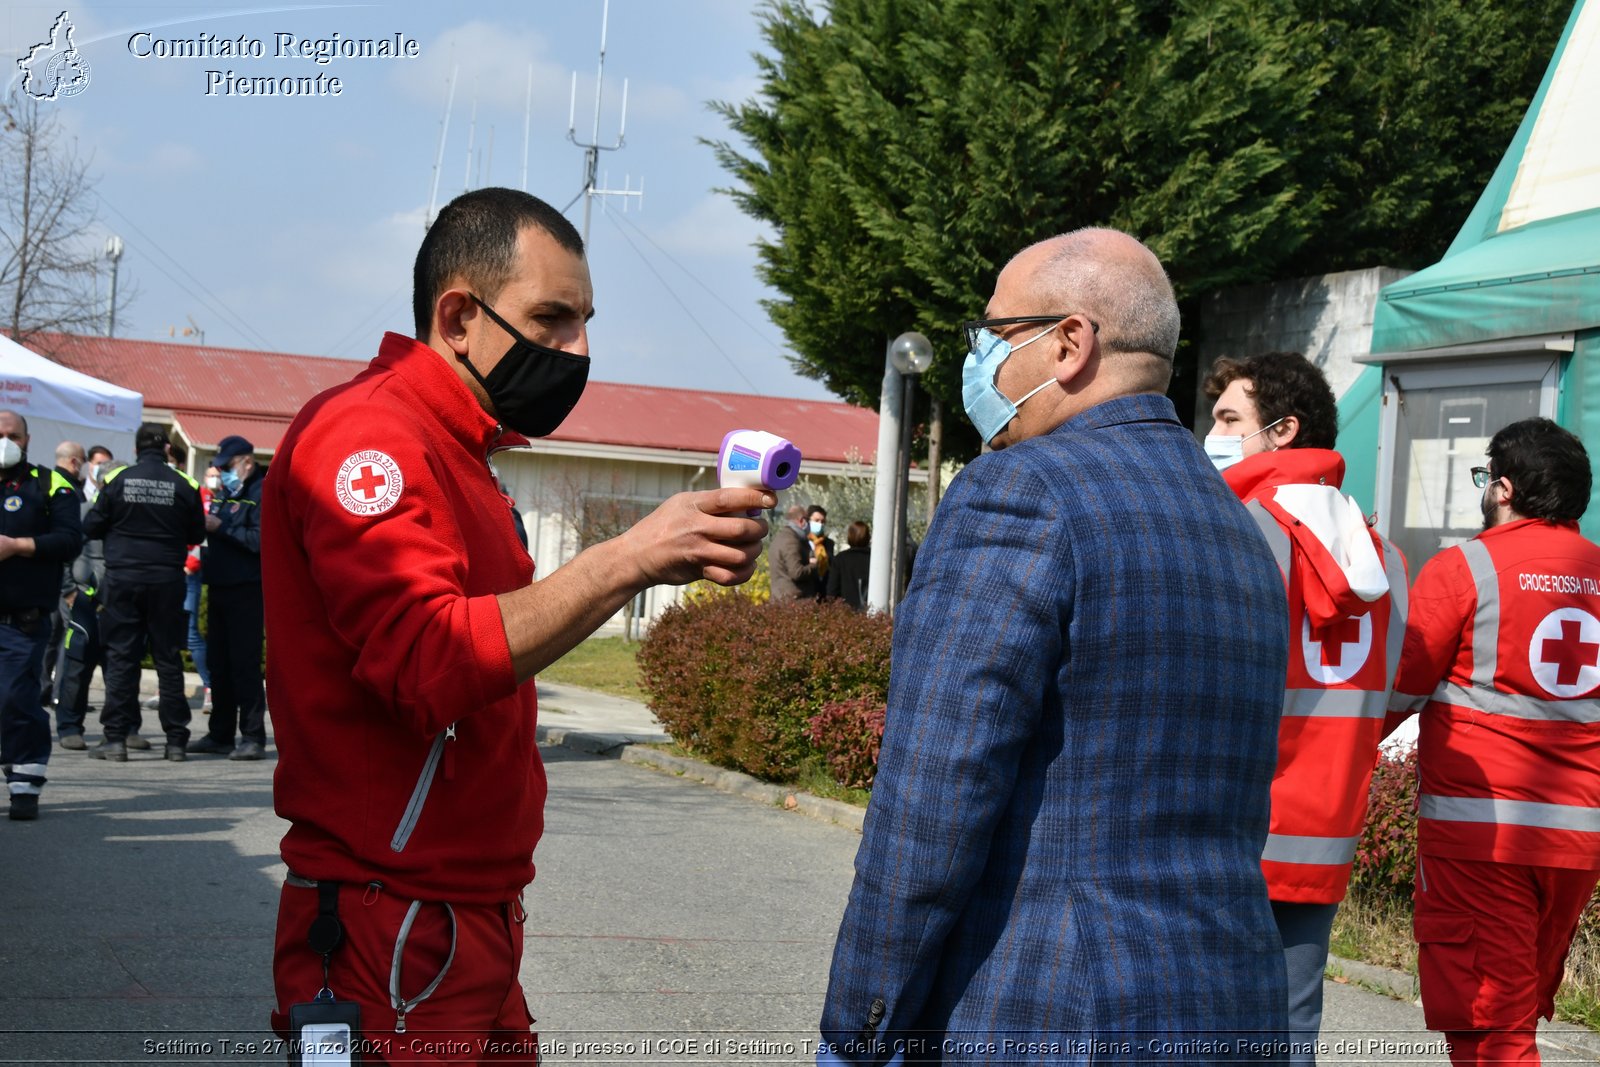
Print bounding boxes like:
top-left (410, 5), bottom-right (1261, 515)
top-left (0, 334), bottom-right (142, 465)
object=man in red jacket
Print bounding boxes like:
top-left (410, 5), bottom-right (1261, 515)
top-left (263, 187), bottom-right (772, 1060)
top-left (1205, 352), bottom-right (1407, 1063)
top-left (1387, 417), bottom-right (1600, 1066)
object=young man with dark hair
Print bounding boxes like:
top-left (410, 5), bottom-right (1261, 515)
top-left (265, 187), bottom-right (770, 1054)
top-left (1387, 417), bottom-right (1600, 1066)
top-left (1203, 351), bottom-right (1407, 1062)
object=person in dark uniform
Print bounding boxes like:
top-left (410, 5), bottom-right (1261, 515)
top-left (83, 423), bottom-right (206, 763)
top-left (0, 411), bottom-right (83, 820)
top-left (38, 440), bottom-right (86, 709)
top-left (53, 477), bottom-right (108, 750)
top-left (188, 435), bottom-right (268, 761)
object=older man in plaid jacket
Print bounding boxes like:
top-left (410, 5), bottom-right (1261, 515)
top-left (819, 229), bottom-right (1290, 1065)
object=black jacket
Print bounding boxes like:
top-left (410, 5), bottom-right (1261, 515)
top-left (83, 449), bottom-right (205, 583)
top-left (204, 464), bottom-right (265, 586)
top-left (825, 545), bottom-right (872, 610)
top-left (0, 462), bottom-right (83, 611)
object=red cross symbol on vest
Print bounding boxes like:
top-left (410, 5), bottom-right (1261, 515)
top-left (1301, 612), bottom-right (1373, 685)
top-left (1529, 608), bottom-right (1600, 698)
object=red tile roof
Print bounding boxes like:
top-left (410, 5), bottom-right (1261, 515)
top-left (171, 411), bottom-right (294, 452)
top-left (34, 333), bottom-right (879, 464)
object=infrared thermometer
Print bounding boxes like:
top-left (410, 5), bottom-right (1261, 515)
top-left (718, 429), bottom-right (802, 514)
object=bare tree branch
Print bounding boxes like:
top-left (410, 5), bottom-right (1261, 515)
top-left (0, 93), bottom-right (131, 349)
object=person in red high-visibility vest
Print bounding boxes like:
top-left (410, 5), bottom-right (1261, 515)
top-left (1387, 417), bottom-right (1600, 1067)
top-left (1205, 352), bottom-right (1408, 1064)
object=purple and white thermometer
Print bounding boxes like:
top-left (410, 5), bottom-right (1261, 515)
top-left (717, 430), bottom-right (802, 515)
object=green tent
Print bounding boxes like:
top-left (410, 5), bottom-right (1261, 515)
top-left (1337, 0), bottom-right (1600, 564)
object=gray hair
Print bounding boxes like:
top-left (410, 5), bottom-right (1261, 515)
top-left (1033, 228), bottom-right (1180, 360)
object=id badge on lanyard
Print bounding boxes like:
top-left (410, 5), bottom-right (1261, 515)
top-left (289, 993), bottom-right (362, 1066)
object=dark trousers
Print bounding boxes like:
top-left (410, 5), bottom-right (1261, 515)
top-left (206, 582), bottom-right (265, 746)
top-left (1, 615), bottom-right (52, 796)
top-left (39, 599), bottom-right (66, 705)
top-left (54, 592), bottom-right (102, 738)
top-left (1271, 900), bottom-right (1340, 1065)
top-left (100, 575), bottom-right (191, 745)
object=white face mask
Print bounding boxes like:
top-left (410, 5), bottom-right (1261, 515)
top-left (0, 438), bottom-right (23, 470)
top-left (205, 475), bottom-right (221, 491)
top-left (1203, 418), bottom-right (1284, 472)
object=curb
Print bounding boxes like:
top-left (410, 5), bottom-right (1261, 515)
top-left (538, 726), bottom-right (864, 833)
top-left (1325, 954), bottom-right (1417, 1002)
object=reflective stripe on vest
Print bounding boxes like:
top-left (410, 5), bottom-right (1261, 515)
top-left (1460, 539), bottom-right (1500, 688)
top-left (1431, 539), bottom-right (1600, 723)
top-left (1434, 680), bottom-right (1600, 722)
top-left (1284, 688), bottom-right (1386, 718)
top-left (1262, 832), bottom-right (1361, 866)
top-left (1245, 499), bottom-right (1292, 579)
top-left (1421, 793), bottom-right (1600, 834)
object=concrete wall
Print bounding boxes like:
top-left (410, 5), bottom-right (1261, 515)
top-left (1191, 266), bottom-right (1414, 427)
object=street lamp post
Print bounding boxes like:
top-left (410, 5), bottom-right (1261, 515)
top-left (104, 236), bottom-right (124, 338)
top-left (868, 331), bottom-right (932, 614)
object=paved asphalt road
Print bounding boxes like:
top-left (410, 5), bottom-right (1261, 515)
top-left (3, 686), bottom-right (1598, 1064)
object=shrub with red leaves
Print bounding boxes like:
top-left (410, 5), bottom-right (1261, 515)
top-left (638, 595), bottom-right (893, 782)
top-left (805, 696), bottom-right (887, 790)
top-left (1350, 745), bottom-right (1419, 906)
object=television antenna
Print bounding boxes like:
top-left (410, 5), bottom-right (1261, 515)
top-left (567, 0), bottom-right (642, 245)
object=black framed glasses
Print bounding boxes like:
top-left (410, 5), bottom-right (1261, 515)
top-left (962, 315), bottom-right (1098, 352)
top-left (1471, 466), bottom-right (1496, 489)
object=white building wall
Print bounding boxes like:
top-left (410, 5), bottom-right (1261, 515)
top-left (490, 448), bottom-right (870, 633)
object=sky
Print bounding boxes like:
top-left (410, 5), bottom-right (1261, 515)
top-left (1, 0), bottom-right (839, 401)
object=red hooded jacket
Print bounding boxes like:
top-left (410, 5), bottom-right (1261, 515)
top-left (1227, 449), bottom-right (1408, 903)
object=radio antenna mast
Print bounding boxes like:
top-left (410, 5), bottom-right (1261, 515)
top-left (424, 64), bottom-right (457, 230)
top-left (567, 0), bottom-right (642, 245)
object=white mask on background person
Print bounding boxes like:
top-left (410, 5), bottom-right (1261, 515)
top-left (205, 474), bottom-right (221, 491)
top-left (1203, 418), bottom-right (1285, 472)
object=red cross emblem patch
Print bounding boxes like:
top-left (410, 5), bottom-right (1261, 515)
top-left (335, 450), bottom-right (404, 517)
top-left (1528, 607), bottom-right (1600, 698)
top-left (1301, 612), bottom-right (1373, 685)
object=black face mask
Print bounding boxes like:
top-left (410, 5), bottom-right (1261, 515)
top-left (460, 294), bottom-right (590, 437)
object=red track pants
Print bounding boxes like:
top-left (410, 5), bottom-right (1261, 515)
top-left (1414, 855), bottom-right (1600, 1066)
top-left (272, 879), bottom-right (538, 1065)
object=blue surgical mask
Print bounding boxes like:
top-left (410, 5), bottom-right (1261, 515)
top-left (961, 324), bottom-right (1059, 444)
top-left (219, 468), bottom-right (243, 494)
top-left (1203, 418), bottom-right (1284, 472)
top-left (809, 520), bottom-right (824, 535)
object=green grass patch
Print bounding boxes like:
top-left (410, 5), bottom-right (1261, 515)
top-left (1330, 893), bottom-right (1417, 974)
top-left (540, 636), bottom-right (646, 701)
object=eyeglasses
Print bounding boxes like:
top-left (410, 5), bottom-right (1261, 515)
top-left (1471, 466), bottom-right (1496, 489)
top-left (962, 315), bottom-right (1098, 352)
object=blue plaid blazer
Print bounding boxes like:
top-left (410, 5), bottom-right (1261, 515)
top-left (820, 394), bottom-right (1289, 1064)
